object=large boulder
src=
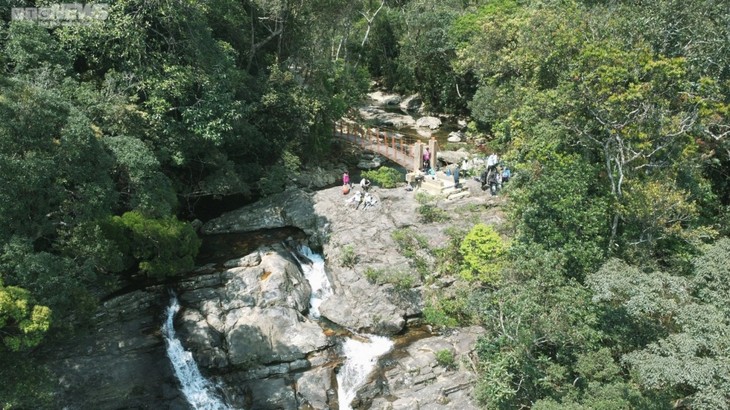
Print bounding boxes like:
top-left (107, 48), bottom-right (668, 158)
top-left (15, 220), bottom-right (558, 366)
top-left (437, 149), bottom-right (471, 165)
top-left (369, 326), bottom-right (485, 409)
top-left (177, 245), bottom-right (328, 367)
top-left (416, 116), bottom-right (442, 130)
top-left (358, 106), bottom-right (416, 128)
top-left (400, 94), bottom-right (422, 112)
top-left (201, 189), bottom-right (328, 246)
top-left (369, 90), bottom-right (402, 106)
top-left (39, 288), bottom-right (184, 409)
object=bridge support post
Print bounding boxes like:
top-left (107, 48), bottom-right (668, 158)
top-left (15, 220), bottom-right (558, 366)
top-left (413, 141), bottom-right (424, 172)
top-left (428, 137), bottom-right (439, 171)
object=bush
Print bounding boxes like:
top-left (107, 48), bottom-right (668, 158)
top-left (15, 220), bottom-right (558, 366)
top-left (418, 204), bottom-right (450, 223)
top-left (435, 349), bottom-right (456, 369)
top-left (363, 267), bottom-right (415, 290)
top-left (107, 211), bottom-right (201, 279)
top-left (392, 228), bottom-right (432, 280)
top-left (459, 224), bottom-right (506, 285)
top-left (364, 267), bottom-right (383, 283)
top-left (340, 244), bottom-right (357, 268)
top-left (388, 270), bottom-right (415, 290)
top-left (361, 166), bottom-right (402, 188)
top-left (414, 193), bottom-right (450, 223)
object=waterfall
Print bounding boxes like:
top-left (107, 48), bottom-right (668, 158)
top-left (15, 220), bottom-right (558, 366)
top-left (336, 335), bottom-right (394, 410)
top-left (289, 244), bottom-right (393, 409)
top-left (295, 245), bottom-right (333, 318)
top-left (162, 292), bottom-right (230, 410)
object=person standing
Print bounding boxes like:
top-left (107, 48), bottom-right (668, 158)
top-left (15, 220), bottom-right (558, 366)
top-left (342, 170), bottom-right (351, 194)
top-left (423, 147), bottom-right (431, 170)
top-left (487, 153), bottom-right (498, 170)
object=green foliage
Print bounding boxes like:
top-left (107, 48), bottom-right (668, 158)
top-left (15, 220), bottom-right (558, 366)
top-left (364, 267), bottom-right (382, 284)
top-left (0, 239), bottom-right (98, 329)
top-left (422, 283), bottom-right (474, 328)
top-left (473, 277), bottom-right (603, 409)
top-left (414, 188), bottom-right (450, 223)
top-left (108, 212), bottom-right (201, 279)
top-left (391, 228), bottom-right (432, 279)
top-left (0, 280), bottom-right (51, 352)
top-left (361, 166), bottom-right (402, 188)
top-left (588, 239), bottom-right (730, 409)
top-left (340, 244), bottom-right (357, 268)
top-left (434, 227), bottom-right (465, 278)
top-left (387, 269), bottom-right (416, 291)
top-left (0, 353), bottom-right (54, 409)
top-left (362, 267), bottom-right (415, 291)
top-left (459, 224), bottom-right (505, 285)
top-left (104, 136), bottom-right (177, 217)
top-left (417, 203), bottom-right (450, 224)
top-left (435, 349), bottom-right (456, 369)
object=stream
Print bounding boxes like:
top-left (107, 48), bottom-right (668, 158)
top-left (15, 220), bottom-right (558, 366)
top-left (164, 235), bottom-right (396, 410)
top-left (162, 292), bottom-right (230, 410)
top-left (291, 244), bottom-right (394, 410)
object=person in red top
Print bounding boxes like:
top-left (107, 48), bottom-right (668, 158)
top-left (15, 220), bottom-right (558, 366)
top-left (342, 170), bottom-right (351, 194)
top-left (423, 147), bottom-right (431, 170)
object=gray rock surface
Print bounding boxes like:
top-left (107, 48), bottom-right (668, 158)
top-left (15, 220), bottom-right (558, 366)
top-left (370, 327), bottom-right (485, 410)
top-left (40, 179), bottom-right (505, 410)
top-left (400, 94), bottom-right (422, 112)
top-left (416, 116), bottom-right (442, 130)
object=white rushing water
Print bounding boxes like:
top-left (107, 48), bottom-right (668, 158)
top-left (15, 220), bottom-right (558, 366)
top-left (292, 245), bottom-right (394, 410)
top-left (162, 292), bottom-right (230, 410)
top-left (296, 245), bottom-right (333, 318)
top-left (336, 335), bottom-right (394, 410)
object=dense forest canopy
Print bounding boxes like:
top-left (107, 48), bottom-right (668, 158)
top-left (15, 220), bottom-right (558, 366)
top-left (1, 0), bottom-right (728, 408)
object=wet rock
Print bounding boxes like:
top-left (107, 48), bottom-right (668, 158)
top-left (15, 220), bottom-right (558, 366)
top-left (400, 94), bottom-right (422, 112)
top-left (369, 90), bottom-right (402, 106)
top-left (370, 326), bottom-right (485, 410)
top-left (447, 131), bottom-right (464, 143)
top-left (416, 116), bottom-right (442, 130)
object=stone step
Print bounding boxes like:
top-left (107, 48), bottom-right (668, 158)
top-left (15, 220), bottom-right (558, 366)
top-left (441, 187), bottom-right (462, 196)
top-left (447, 191), bottom-right (471, 200)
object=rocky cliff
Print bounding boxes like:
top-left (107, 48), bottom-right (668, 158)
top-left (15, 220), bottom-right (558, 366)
top-left (40, 181), bottom-right (502, 409)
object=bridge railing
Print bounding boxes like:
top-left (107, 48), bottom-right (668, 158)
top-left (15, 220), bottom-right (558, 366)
top-left (334, 120), bottom-right (421, 169)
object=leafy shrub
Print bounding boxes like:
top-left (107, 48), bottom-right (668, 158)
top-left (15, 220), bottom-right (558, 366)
top-left (415, 191), bottom-right (434, 204)
top-left (459, 223), bottom-right (506, 285)
top-left (423, 302), bottom-right (460, 328)
top-left (414, 193), bottom-right (450, 223)
top-left (418, 204), bottom-right (450, 223)
top-left (434, 227), bottom-right (466, 277)
top-left (388, 270), bottom-right (415, 290)
top-left (363, 267), bottom-right (415, 290)
top-left (107, 211), bottom-right (201, 279)
top-left (422, 285), bottom-right (474, 328)
top-left (340, 244), bottom-right (357, 268)
top-left (364, 267), bottom-right (383, 283)
top-left (392, 228), bottom-right (432, 280)
top-left (435, 349), bottom-right (456, 369)
top-left (361, 166), bottom-right (402, 188)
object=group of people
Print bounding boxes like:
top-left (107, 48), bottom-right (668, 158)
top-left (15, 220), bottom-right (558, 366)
top-left (480, 152), bottom-right (510, 195)
top-left (346, 189), bottom-right (378, 209)
top-left (342, 170), bottom-right (377, 209)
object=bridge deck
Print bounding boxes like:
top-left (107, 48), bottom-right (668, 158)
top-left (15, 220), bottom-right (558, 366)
top-left (334, 122), bottom-right (420, 170)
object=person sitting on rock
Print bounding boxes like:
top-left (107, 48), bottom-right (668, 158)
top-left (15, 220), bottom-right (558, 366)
top-left (360, 178), bottom-right (371, 191)
top-left (347, 190), bottom-right (362, 208)
top-left (363, 192), bottom-right (378, 209)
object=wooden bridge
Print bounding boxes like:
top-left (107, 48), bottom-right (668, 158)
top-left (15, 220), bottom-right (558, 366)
top-left (333, 120), bottom-right (438, 172)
